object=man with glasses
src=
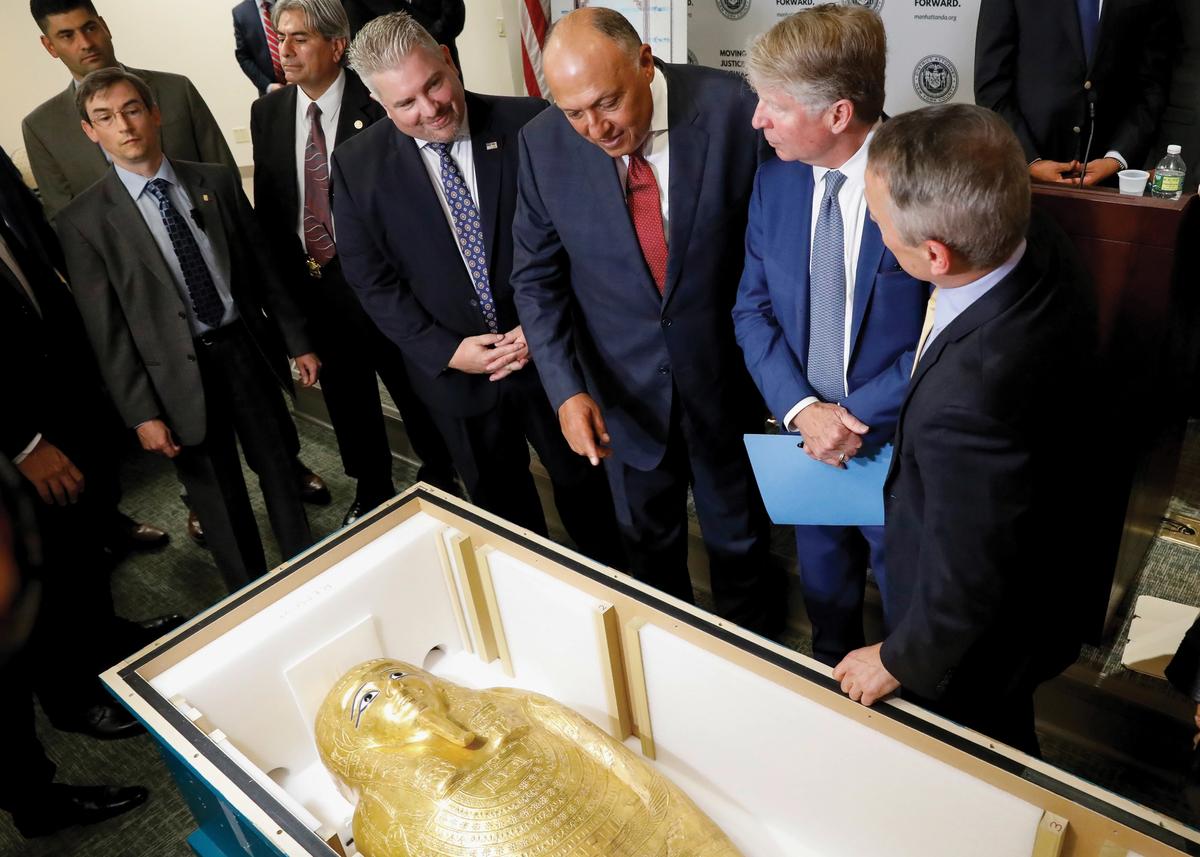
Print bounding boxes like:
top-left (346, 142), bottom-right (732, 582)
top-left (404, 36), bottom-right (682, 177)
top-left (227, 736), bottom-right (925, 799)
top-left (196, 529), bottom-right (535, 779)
top-left (56, 68), bottom-right (320, 593)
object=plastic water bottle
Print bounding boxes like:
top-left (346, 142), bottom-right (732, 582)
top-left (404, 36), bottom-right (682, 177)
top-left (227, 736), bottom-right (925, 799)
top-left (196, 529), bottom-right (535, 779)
top-left (1151, 145), bottom-right (1186, 200)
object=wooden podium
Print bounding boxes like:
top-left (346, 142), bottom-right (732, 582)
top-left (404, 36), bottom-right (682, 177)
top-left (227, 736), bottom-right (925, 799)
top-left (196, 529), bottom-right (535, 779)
top-left (1032, 186), bottom-right (1199, 635)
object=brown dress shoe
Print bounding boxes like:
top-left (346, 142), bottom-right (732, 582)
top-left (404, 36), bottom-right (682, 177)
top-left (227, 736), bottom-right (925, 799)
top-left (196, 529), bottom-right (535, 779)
top-left (187, 510), bottom-right (207, 548)
top-left (297, 463), bottom-right (331, 505)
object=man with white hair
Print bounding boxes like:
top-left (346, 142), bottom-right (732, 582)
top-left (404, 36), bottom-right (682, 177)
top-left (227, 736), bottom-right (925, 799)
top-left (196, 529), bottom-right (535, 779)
top-left (833, 104), bottom-right (1098, 755)
top-left (250, 0), bottom-right (457, 526)
top-left (732, 5), bottom-right (927, 665)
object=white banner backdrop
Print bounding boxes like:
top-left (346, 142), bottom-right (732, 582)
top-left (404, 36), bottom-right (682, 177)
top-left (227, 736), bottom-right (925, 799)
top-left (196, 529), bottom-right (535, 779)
top-left (687, 0), bottom-right (980, 115)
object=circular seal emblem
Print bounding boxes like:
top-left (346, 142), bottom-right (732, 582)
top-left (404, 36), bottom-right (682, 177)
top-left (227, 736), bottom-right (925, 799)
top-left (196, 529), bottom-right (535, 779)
top-left (843, 0), bottom-right (884, 12)
top-left (715, 0), bottom-right (751, 21)
top-left (912, 54), bottom-right (959, 104)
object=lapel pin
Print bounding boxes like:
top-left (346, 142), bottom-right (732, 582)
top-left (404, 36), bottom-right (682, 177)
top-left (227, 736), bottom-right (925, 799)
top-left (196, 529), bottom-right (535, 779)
top-left (201, 194), bottom-right (210, 202)
top-left (354, 119), bottom-right (364, 130)
top-left (486, 141), bottom-right (499, 151)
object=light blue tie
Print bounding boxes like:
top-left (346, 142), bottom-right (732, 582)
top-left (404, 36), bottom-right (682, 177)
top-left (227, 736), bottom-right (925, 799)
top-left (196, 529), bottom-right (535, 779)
top-left (427, 142), bottom-right (498, 333)
top-left (807, 170), bottom-right (847, 403)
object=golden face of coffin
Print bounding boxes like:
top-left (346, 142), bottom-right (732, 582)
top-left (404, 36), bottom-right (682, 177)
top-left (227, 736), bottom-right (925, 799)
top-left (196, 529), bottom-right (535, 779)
top-left (315, 658), bottom-right (743, 857)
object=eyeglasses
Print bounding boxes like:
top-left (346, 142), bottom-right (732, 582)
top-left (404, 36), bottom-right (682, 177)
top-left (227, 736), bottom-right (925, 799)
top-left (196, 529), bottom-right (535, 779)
top-left (88, 103), bottom-right (147, 128)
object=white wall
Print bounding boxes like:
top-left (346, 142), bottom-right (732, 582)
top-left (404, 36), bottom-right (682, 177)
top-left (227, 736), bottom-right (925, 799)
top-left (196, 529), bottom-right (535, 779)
top-left (0, 0), bottom-right (520, 179)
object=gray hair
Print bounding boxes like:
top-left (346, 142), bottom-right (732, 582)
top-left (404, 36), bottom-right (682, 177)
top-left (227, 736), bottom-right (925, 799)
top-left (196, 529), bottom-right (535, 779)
top-left (868, 104), bottom-right (1030, 269)
top-left (76, 67), bottom-right (156, 124)
top-left (746, 4), bottom-right (886, 123)
top-left (544, 7), bottom-right (642, 62)
top-left (347, 11), bottom-right (440, 89)
top-left (272, 0), bottom-right (350, 42)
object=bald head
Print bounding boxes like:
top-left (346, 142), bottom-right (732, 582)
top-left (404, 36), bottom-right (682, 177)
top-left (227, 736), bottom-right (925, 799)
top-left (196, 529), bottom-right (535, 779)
top-left (544, 7), bottom-right (655, 159)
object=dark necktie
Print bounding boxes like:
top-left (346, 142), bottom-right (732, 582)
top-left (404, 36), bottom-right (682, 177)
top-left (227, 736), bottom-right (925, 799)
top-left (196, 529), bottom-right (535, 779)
top-left (1076, 0), bottom-right (1100, 66)
top-left (143, 178), bottom-right (225, 328)
top-left (261, 0), bottom-right (285, 84)
top-left (807, 170), bottom-right (848, 404)
top-left (427, 142), bottom-right (498, 333)
top-left (626, 151), bottom-right (668, 294)
top-left (304, 102), bottom-right (336, 267)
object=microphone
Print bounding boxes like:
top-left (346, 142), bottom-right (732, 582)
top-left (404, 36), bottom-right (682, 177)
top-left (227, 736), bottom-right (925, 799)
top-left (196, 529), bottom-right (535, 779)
top-left (1078, 95), bottom-right (1097, 189)
top-left (190, 207), bottom-right (206, 233)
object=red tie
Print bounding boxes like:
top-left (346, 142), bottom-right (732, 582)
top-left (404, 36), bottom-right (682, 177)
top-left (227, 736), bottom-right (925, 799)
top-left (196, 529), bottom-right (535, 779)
top-left (626, 151), bottom-right (668, 294)
top-left (261, 1), bottom-right (285, 84)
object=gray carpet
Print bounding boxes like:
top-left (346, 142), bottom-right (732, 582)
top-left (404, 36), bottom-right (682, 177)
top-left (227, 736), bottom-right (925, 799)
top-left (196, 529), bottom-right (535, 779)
top-left (1, 413), bottom-right (1197, 855)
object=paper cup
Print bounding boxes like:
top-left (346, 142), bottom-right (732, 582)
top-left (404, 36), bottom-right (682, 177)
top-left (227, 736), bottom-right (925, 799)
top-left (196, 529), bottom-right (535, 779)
top-left (1117, 169), bottom-right (1150, 196)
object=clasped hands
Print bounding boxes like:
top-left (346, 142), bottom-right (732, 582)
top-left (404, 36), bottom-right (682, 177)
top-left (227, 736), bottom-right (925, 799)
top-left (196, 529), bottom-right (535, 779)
top-left (790, 402), bottom-right (869, 467)
top-left (449, 326), bottom-right (529, 382)
top-left (1029, 156), bottom-right (1122, 187)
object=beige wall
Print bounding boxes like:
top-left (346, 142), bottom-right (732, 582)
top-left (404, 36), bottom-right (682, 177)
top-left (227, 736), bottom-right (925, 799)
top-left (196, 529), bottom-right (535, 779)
top-left (0, 0), bottom-right (521, 180)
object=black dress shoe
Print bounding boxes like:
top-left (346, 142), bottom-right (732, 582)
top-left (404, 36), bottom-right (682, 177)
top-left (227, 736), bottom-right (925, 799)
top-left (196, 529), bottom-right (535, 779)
top-left (187, 510), bottom-right (207, 548)
top-left (13, 783), bottom-right (149, 838)
top-left (52, 701), bottom-right (146, 740)
top-left (132, 613), bottom-right (188, 650)
top-left (342, 494), bottom-right (394, 527)
top-left (104, 514), bottom-right (169, 555)
top-left (297, 462), bottom-right (331, 505)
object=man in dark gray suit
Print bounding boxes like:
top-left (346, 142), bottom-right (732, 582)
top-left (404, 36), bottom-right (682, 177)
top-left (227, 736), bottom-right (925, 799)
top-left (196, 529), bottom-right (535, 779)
top-left (56, 68), bottom-right (320, 591)
top-left (24, 0), bottom-right (333, 542)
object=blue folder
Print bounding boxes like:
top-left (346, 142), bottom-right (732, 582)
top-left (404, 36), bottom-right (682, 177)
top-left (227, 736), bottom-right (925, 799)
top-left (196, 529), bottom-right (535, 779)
top-left (744, 435), bottom-right (893, 527)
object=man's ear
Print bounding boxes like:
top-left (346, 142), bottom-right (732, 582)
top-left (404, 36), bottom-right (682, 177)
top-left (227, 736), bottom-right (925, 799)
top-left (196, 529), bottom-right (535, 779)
top-left (926, 239), bottom-right (954, 278)
top-left (40, 34), bottom-right (59, 60)
top-left (81, 118), bottom-right (100, 144)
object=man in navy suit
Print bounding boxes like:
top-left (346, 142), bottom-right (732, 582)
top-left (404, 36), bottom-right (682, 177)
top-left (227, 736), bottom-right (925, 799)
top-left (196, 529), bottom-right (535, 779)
top-left (511, 8), bottom-right (782, 635)
top-left (833, 105), bottom-right (1097, 755)
top-left (233, 0), bottom-right (283, 96)
top-left (733, 6), bottom-right (927, 665)
top-left (331, 12), bottom-right (623, 566)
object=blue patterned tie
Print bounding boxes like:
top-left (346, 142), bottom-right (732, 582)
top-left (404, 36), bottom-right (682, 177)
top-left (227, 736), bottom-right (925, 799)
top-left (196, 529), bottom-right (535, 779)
top-left (144, 178), bottom-right (224, 328)
top-left (1076, 0), bottom-right (1100, 65)
top-left (807, 170), bottom-right (847, 403)
top-left (427, 142), bottom-right (498, 333)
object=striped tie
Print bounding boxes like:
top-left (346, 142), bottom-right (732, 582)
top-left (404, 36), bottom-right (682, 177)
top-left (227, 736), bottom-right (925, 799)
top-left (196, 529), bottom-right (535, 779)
top-left (303, 102), bottom-right (336, 266)
top-left (261, 0), bottom-right (285, 84)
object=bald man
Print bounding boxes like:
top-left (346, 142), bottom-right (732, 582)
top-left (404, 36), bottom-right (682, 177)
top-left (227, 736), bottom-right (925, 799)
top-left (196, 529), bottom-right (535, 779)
top-left (511, 9), bottom-right (782, 636)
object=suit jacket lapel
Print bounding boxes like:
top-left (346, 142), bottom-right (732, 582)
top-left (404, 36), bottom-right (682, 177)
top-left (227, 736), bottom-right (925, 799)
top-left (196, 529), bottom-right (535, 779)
top-left (792, 168), bottom-right (816, 360)
top-left (335, 71), bottom-right (375, 143)
top-left (101, 171), bottom-right (178, 296)
top-left (467, 95), bottom-right (503, 276)
top-left (661, 63), bottom-right (707, 305)
top-left (848, 218), bottom-right (884, 362)
top-left (392, 127), bottom-right (465, 268)
top-left (174, 164), bottom-right (233, 286)
top-left (574, 132), bottom-right (654, 297)
top-left (274, 87), bottom-right (302, 229)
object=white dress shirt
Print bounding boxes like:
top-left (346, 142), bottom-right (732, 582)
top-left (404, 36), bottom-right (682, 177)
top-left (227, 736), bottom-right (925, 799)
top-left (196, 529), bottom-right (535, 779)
top-left (784, 126), bottom-right (878, 431)
top-left (615, 68), bottom-right (671, 235)
top-left (414, 120), bottom-right (480, 277)
top-left (915, 240), bottom-right (1027, 366)
top-left (294, 70), bottom-right (346, 243)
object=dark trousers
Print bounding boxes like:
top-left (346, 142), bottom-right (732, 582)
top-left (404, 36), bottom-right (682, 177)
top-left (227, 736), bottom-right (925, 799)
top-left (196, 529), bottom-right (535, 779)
top-left (907, 685), bottom-right (1041, 758)
top-left (302, 260), bottom-right (455, 495)
top-left (604, 400), bottom-right (783, 636)
top-left (430, 372), bottom-right (624, 569)
top-left (173, 324), bottom-right (312, 591)
top-left (0, 479), bottom-right (139, 814)
top-left (795, 524), bottom-right (887, 666)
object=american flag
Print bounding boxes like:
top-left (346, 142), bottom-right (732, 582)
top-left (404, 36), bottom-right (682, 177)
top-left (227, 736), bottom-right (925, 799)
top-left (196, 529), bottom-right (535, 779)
top-left (520, 0), bottom-right (550, 98)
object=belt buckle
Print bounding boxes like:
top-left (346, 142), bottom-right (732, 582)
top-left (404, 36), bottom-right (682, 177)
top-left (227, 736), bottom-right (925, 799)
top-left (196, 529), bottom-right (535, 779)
top-left (305, 256), bottom-right (323, 280)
